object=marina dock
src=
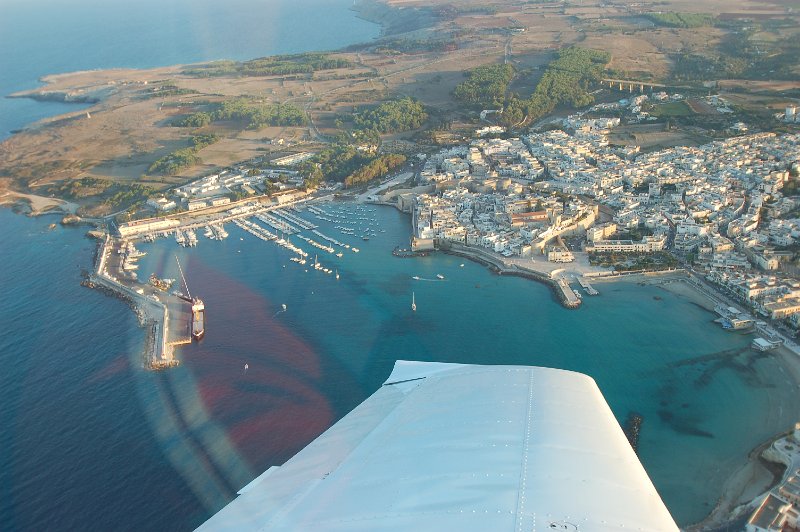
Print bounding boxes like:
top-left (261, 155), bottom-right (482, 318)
top-left (555, 278), bottom-right (582, 308)
top-left (87, 235), bottom-right (193, 369)
top-left (578, 277), bottom-right (599, 296)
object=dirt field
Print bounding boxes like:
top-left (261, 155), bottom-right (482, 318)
top-left (608, 123), bottom-right (710, 150)
top-left (1, 0), bottom-right (798, 210)
top-left (686, 98), bottom-right (717, 114)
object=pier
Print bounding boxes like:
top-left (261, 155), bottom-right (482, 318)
top-left (255, 212), bottom-right (299, 234)
top-left (437, 241), bottom-right (582, 309)
top-left (234, 218), bottom-right (277, 241)
top-left (555, 278), bottom-right (581, 308)
top-left (273, 208), bottom-right (316, 230)
top-left (86, 235), bottom-right (193, 369)
top-left (578, 277), bottom-right (599, 296)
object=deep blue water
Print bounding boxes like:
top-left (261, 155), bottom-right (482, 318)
top-left (1, 1), bottom-right (798, 529)
top-left (0, 0), bottom-right (380, 139)
top-left (2, 204), bottom-right (799, 529)
top-left (0, 1), bottom-right (378, 529)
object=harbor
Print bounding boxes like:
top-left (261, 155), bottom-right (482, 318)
top-left (7, 201), bottom-right (800, 529)
top-left (86, 235), bottom-right (195, 369)
top-left (85, 199), bottom-right (390, 368)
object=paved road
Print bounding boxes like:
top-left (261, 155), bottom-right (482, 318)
top-left (355, 172), bottom-right (414, 203)
top-left (686, 267), bottom-right (800, 356)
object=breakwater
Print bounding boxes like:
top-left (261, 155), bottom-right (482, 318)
top-left (83, 235), bottom-right (179, 369)
top-left (624, 412), bottom-right (644, 455)
top-left (437, 241), bottom-right (581, 308)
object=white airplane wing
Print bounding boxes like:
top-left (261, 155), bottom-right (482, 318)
top-left (198, 361), bottom-right (678, 531)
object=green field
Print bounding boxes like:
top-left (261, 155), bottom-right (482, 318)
top-left (649, 101), bottom-right (694, 117)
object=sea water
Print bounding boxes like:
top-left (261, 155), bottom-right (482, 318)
top-left (1, 204), bottom-right (797, 528)
top-left (130, 203), bottom-right (799, 526)
top-left (1, 0), bottom-right (798, 527)
top-left (0, 0), bottom-right (380, 139)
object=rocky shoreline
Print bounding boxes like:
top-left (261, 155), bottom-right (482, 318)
top-left (351, 0), bottom-right (439, 38)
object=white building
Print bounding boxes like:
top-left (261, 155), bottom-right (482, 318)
top-left (146, 197), bottom-right (177, 211)
top-left (586, 234), bottom-right (666, 253)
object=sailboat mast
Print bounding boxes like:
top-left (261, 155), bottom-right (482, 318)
top-left (175, 255), bottom-right (191, 299)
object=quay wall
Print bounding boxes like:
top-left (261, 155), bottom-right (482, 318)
top-left (117, 193), bottom-right (313, 239)
top-left (586, 268), bottom-right (688, 282)
top-left (438, 241), bottom-right (581, 308)
top-left (86, 236), bottom-right (175, 369)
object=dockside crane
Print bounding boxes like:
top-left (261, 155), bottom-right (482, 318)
top-left (175, 254), bottom-right (192, 300)
top-left (175, 254), bottom-right (205, 341)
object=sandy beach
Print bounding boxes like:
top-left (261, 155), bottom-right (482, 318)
top-left (0, 190), bottom-right (77, 216)
top-left (609, 273), bottom-right (800, 529)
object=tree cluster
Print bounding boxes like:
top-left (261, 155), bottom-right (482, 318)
top-left (46, 177), bottom-right (112, 199)
top-left (172, 98), bottom-right (306, 129)
top-left (375, 38), bottom-right (458, 54)
top-left (104, 183), bottom-right (156, 209)
top-left (183, 53), bottom-right (352, 77)
top-left (297, 144), bottom-right (406, 190)
top-left (453, 64), bottom-right (515, 107)
top-left (148, 148), bottom-right (201, 175)
top-left (141, 82), bottom-right (198, 99)
top-left (213, 98), bottom-right (307, 129)
top-left (189, 134), bottom-right (220, 149)
top-left (344, 154), bottom-right (406, 187)
top-left (147, 133), bottom-right (223, 175)
top-left (172, 112), bottom-right (212, 127)
top-left (501, 47), bottom-right (610, 128)
top-left (298, 144), bottom-right (370, 185)
top-left (352, 97), bottom-right (427, 133)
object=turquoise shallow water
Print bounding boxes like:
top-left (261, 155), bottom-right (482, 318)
top-left (131, 202), bottom-right (799, 526)
top-left (1, 0), bottom-right (798, 526)
top-left (1, 204), bottom-right (797, 528)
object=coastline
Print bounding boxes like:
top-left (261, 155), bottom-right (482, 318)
top-left (1, 1), bottom-right (798, 526)
top-left (350, 0), bottom-right (439, 38)
top-left (632, 274), bottom-right (800, 529)
top-left (0, 0), bottom-right (390, 205)
top-left (0, 190), bottom-right (78, 216)
top-left (410, 228), bottom-right (800, 527)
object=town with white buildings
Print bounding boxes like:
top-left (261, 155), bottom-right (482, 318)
top-left (124, 90), bottom-right (800, 330)
top-left (411, 95), bottom-right (800, 328)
